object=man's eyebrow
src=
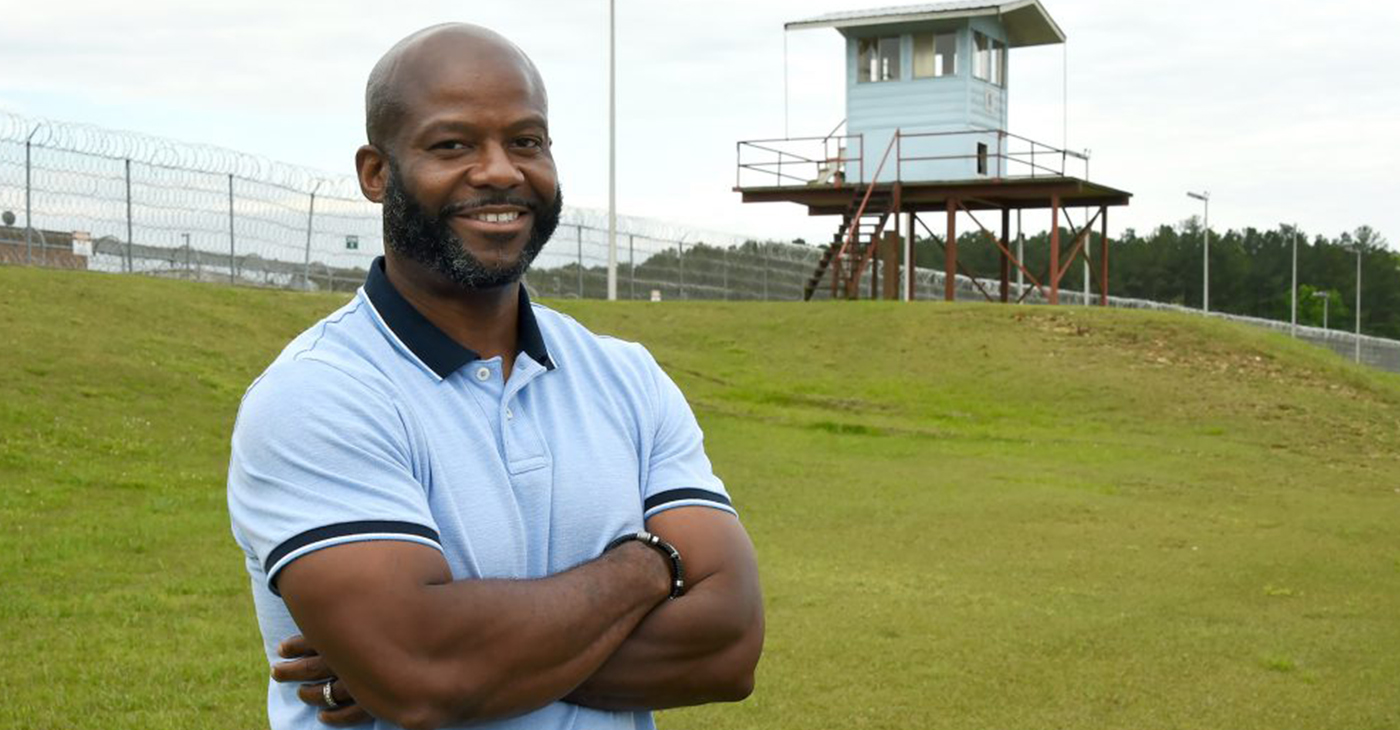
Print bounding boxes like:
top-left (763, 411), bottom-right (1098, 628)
top-left (415, 116), bottom-right (549, 136)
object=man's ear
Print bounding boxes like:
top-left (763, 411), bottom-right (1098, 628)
top-left (356, 145), bottom-right (388, 203)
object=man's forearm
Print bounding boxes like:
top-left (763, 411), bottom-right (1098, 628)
top-left (280, 540), bottom-right (671, 729)
top-left (564, 569), bottom-right (764, 711)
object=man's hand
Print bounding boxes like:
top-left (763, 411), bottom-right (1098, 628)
top-left (276, 538), bottom-right (671, 728)
top-left (272, 635), bottom-right (371, 727)
top-left (564, 507), bottom-right (764, 710)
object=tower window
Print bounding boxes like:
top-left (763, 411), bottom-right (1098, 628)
top-left (973, 31), bottom-right (1006, 86)
top-left (913, 32), bottom-right (957, 78)
top-left (977, 143), bottom-right (989, 175)
top-left (858, 36), bottom-right (901, 83)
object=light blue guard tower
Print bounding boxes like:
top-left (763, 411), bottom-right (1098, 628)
top-left (794, 0), bottom-right (1066, 183)
top-left (735, 1), bottom-right (1131, 304)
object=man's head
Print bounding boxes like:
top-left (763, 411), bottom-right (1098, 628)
top-left (356, 24), bottom-right (561, 290)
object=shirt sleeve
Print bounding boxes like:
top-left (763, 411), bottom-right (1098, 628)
top-left (640, 349), bottom-right (737, 520)
top-left (227, 358), bottom-right (443, 595)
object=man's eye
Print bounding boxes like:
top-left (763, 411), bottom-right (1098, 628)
top-left (431, 140), bottom-right (469, 151)
top-left (513, 137), bottom-right (543, 149)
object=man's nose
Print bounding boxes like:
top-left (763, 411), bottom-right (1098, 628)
top-left (467, 141), bottom-right (526, 189)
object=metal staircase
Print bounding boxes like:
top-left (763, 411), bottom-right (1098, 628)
top-left (802, 134), bottom-right (901, 301)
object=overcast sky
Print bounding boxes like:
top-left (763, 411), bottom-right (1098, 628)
top-left (1, 0), bottom-right (1397, 246)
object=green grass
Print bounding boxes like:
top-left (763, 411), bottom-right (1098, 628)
top-left (2, 265), bottom-right (1399, 729)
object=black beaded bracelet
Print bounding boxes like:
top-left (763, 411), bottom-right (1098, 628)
top-left (605, 531), bottom-right (685, 599)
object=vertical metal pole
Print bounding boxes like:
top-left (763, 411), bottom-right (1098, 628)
top-left (944, 199), bottom-right (957, 302)
top-left (722, 247), bottom-right (729, 300)
top-left (1016, 210), bottom-right (1024, 298)
top-left (576, 224), bottom-right (584, 298)
top-left (628, 233), bottom-right (636, 300)
top-left (1049, 196), bottom-right (1060, 305)
top-left (904, 212), bottom-right (914, 301)
top-left (606, 0), bottom-right (618, 301)
top-left (1290, 225), bottom-right (1298, 337)
top-left (227, 174), bottom-right (236, 285)
top-left (1082, 253), bottom-right (1090, 305)
top-left (762, 242), bottom-right (769, 301)
top-left (182, 233), bottom-right (191, 276)
top-left (1100, 206), bottom-right (1109, 306)
top-left (999, 208), bottom-right (1010, 303)
top-left (303, 185), bottom-right (319, 290)
top-left (678, 240), bottom-right (685, 299)
top-left (24, 131), bottom-right (34, 265)
top-left (124, 159), bottom-right (133, 273)
top-left (1355, 246), bottom-right (1362, 363)
top-left (1202, 198), bottom-right (1210, 313)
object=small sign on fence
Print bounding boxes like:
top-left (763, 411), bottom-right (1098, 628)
top-left (345, 235), bottom-right (359, 251)
top-left (71, 231), bottom-right (92, 257)
top-left (650, 289), bottom-right (662, 302)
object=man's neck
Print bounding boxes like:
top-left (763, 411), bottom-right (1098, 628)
top-left (384, 254), bottom-right (520, 378)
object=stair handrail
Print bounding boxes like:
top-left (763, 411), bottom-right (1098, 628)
top-left (834, 130), bottom-right (900, 265)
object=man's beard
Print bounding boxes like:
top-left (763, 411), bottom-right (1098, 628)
top-left (381, 161), bottom-right (562, 290)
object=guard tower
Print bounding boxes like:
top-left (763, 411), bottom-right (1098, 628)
top-left (735, 0), bottom-right (1131, 303)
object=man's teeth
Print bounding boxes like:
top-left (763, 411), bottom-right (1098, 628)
top-left (471, 212), bottom-right (522, 223)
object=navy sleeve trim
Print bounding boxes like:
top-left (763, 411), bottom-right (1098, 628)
top-left (644, 488), bottom-right (733, 512)
top-left (264, 520), bottom-right (441, 576)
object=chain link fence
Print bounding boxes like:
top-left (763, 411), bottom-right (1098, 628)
top-left (3, 110), bottom-right (1398, 373)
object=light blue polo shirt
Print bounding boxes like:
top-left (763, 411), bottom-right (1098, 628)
top-left (227, 256), bottom-right (736, 730)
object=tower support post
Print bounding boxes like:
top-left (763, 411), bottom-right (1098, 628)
top-left (944, 199), bottom-right (957, 302)
top-left (1049, 196), bottom-right (1061, 304)
top-left (999, 208), bottom-right (1011, 302)
top-left (1099, 206), bottom-right (1109, 306)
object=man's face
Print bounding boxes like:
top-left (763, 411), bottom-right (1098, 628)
top-left (382, 158), bottom-right (561, 289)
top-left (375, 44), bottom-right (561, 289)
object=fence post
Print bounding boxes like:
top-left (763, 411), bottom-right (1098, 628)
top-left (762, 243), bottom-right (769, 301)
top-left (227, 174), bottom-right (236, 285)
top-left (678, 240), bottom-right (685, 299)
top-left (24, 126), bottom-right (36, 266)
top-left (628, 233), bottom-right (635, 300)
top-left (124, 159), bottom-right (133, 273)
top-left (303, 183), bottom-right (320, 290)
top-left (576, 224), bottom-right (584, 298)
top-left (722, 247), bottom-right (728, 300)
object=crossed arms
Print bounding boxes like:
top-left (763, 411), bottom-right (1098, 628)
top-left (272, 505), bottom-right (764, 729)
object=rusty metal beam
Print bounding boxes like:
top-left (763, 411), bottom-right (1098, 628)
top-left (1000, 208), bottom-right (1010, 303)
top-left (913, 214), bottom-right (998, 303)
top-left (907, 211), bottom-right (917, 301)
top-left (1054, 207), bottom-right (1103, 284)
top-left (1049, 196), bottom-right (1060, 305)
top-left (1100, 206), bottom-right (1109, 306)
top-left (953, 200), bottom-right (1048, 302)
top-left (945, 199), bottom-right (957, 302)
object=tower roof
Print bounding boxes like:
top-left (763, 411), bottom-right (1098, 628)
top-left (785, 0), bottom-right (1065, 47)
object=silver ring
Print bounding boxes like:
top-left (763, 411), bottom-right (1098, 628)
top-left (323, 680), bottom-right (340, 709)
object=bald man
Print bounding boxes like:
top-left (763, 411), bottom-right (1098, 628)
top-left (227, 24), bottom-right (763, 730)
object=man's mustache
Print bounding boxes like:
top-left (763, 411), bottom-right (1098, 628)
top-left (440, 195), bottom-right (539, 217)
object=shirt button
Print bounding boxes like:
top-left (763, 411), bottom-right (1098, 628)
top-left (474, 366), bottom-right (491, 382)
top-left (505, 407), bottom-right (514, 420)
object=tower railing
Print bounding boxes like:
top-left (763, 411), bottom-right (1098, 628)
top-left (735, 133), bottom-right (864, 189)
top-left (735, 128), bottom-right (1089, 188)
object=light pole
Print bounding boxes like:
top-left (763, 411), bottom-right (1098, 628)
top-left (606, 0), bottom-right (618, 301)
top-left (1290, 224), bottom-right (1298, 337)
top-left (1313, 290), bottom-right (1329, 331)
top-left (1187, 191), bottom-right (1210, 312)
top-left (1353, 245), bottom-right (1362, 363)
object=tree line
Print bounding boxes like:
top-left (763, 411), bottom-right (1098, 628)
top-left (909, 222), bottom-right (1399, 339)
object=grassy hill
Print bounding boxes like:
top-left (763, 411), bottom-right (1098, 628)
top-left (1, 265), bottom-right (1398, 730)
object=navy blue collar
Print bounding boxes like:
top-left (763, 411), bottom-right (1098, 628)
top-left (364, 256), bottom-right (555, 378)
